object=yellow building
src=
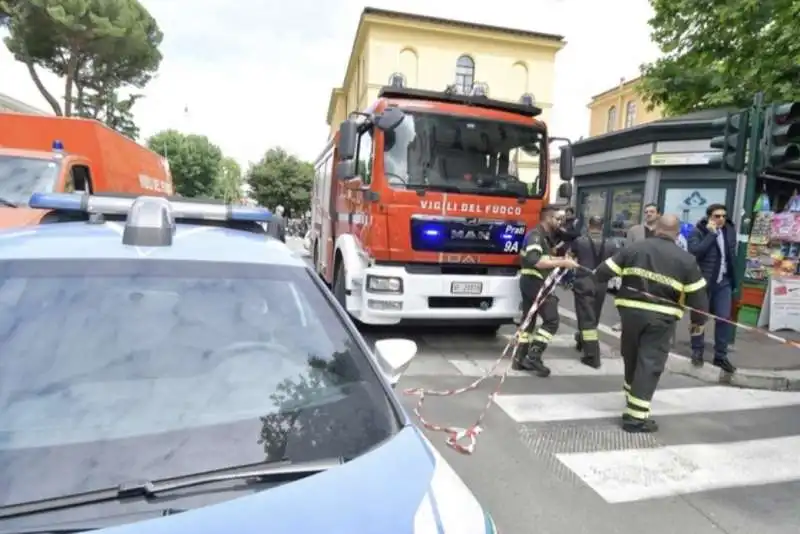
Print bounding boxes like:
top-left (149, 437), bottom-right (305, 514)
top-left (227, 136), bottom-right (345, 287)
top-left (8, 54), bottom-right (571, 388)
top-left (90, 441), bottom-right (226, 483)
top-left (587, 77), bottom-right (663, 137)
top-left (326, 7), bottom-right (565, 182)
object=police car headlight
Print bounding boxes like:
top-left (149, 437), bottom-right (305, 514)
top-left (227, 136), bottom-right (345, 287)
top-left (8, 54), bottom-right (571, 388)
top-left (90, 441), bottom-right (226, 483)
top-left (366, 275), bottom-right (403, 294)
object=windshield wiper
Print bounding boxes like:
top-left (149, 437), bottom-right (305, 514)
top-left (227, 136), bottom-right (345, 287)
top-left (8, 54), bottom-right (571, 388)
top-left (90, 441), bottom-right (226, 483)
top-left (0, 457), bottom-right (343, 521)
top-left (407, 183), bottom-right (463, 194)
top-left (0, 198), bottom-right (18, 208)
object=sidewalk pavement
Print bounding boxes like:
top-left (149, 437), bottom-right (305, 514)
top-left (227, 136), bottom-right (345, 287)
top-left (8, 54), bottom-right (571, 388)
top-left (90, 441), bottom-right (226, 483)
top-left (553, 287), bottom-right (800, 391)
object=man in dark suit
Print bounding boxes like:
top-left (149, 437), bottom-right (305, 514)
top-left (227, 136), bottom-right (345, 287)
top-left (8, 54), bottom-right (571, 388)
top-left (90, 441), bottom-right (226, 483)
top-left (687, 203), bottom-right (737, 373)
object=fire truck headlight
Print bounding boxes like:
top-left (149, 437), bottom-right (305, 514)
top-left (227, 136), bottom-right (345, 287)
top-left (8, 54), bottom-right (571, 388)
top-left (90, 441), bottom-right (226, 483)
top-left (366, 275), bottom-right (403, 294)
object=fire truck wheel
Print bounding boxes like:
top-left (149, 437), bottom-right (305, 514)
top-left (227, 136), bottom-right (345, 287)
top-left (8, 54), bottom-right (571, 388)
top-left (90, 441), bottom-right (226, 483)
top-left (333, 261), bottom-right (347, 309)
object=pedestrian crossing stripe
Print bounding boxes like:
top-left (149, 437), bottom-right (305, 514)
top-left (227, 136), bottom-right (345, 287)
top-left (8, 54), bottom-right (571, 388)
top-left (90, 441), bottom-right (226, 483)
top-left (446, 357), bottom-right (625, 378)
top-left (493, 386), bottom-right (800, 423)
top-left (556, 435), bottom-right (800, 504)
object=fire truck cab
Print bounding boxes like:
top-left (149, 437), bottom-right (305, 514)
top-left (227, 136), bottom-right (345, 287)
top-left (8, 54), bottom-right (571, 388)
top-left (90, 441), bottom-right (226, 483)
top-left (311, 79), bottom-right (574, 332)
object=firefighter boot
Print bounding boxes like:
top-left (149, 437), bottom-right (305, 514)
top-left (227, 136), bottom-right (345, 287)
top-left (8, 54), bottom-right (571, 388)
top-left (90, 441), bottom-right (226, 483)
top-left (520, 344), bottom-right (551, 377)
top-left (580, 340), bottom-right (602, 369)
top-left (511, 343), bottom-right (530, 371)
top-left (574, 331), bottom-right (583, 352)
top-left (622, 414), bottom-right (659, 433)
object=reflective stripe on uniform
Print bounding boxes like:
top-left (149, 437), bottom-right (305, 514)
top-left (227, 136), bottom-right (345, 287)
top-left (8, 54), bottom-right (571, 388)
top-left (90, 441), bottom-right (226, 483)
top-left (684, 278), bottom-right (706, 292)
top-left (532, 328), bottom-right (553, 344)
top-left (605, 258), bottom-right (622, 275)
top-left (623, 382), bottom-right (631, 392)
top-left (518, 332), bottom-right (533, 343)
top-left (520, 268), bottom-right (543, 279)
top-left (615, 297), bottom-right (683, 318)
top-left (522, 243), bottom-right (543, 254)
top-left (620, 267), bottom-right (683, 291)
top-left (620, 267), bottom-right (707, 294)
top-left (625, 393), bottom-right (651, 420)
top-left (580, 329), bottom-right (598, 341)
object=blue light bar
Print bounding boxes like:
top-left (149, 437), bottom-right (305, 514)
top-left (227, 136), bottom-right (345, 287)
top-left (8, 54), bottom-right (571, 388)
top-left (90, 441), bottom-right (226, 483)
top-left (52, 140), bottom-right (64, 151)
top-left (28, 193), bottom-right (273, 223)
top-left (29, 192), bottom-right (83, 211)
top-left (228, 206), bottom-right (273, 222)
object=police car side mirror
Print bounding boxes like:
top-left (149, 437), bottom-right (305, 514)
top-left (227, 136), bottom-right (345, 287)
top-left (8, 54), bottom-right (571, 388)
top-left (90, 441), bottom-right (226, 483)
top-left (375, 338), bottom-right (418, 387)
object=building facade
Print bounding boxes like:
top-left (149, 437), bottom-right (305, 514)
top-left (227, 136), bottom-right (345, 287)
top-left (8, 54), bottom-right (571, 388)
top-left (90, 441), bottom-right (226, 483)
top-left (326, 7), bottom-right (565, 184)
top-left (0, 92), bottom-right (50, 115)
top-left (587, 77), bottom-right (663, 137)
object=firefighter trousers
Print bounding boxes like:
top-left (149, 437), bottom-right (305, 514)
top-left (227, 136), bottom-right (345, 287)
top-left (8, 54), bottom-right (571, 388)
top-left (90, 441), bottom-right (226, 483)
top-left (618, 307), bottom-right (676, 420)
top-left (573, 275), bottom-right (607, 363)
top-left (517, 275), bottom-right (560, 359)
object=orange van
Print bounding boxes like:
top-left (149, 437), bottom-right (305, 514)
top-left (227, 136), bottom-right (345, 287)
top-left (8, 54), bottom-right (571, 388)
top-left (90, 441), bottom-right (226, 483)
top-left (0, 113), bottom-right (172, 228)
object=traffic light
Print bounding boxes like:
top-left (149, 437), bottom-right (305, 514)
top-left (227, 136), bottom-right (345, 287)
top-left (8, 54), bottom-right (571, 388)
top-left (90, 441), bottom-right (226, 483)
top-left (763, 102), bottom-right (800, 169)
top-left (708, 110), bottom-right (750, 172)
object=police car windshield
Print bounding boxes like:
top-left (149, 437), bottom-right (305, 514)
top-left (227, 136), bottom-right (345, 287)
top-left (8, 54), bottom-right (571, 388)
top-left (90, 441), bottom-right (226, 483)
top-left (0, 155), bottom-right (60, 206)
top-left (383, 111), bottom-right (545, 198)
top-left (0, 259), bottom-right (399, 509)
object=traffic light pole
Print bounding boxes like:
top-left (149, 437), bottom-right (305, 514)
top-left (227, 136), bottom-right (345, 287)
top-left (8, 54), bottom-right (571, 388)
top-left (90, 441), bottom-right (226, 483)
top-left (730, 92), bottom-right (764, 345)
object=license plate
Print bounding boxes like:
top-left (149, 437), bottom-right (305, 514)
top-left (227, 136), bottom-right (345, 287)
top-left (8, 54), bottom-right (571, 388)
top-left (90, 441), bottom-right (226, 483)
top-left (451, 282), bottom-right (483, 295)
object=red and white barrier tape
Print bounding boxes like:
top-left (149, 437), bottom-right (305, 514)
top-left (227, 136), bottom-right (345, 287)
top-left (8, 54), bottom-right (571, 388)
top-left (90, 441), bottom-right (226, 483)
top-left (402, 268), bottom-right (568, 454)
top-left (403, 261), bottom-right (800, 455)
top-left (614, 278), bottom-right (800, 350)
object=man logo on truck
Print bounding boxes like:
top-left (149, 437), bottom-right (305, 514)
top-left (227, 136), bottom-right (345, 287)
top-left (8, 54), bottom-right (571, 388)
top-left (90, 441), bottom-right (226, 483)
top-left (450, 229), bottom-right (491, 240)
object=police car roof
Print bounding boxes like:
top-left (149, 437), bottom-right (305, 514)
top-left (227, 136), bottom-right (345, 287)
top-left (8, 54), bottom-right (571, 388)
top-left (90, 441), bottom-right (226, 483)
top-left (0, 222), bottom-right (305, 265)
top-left (2, 193), bottom-right (307, 266)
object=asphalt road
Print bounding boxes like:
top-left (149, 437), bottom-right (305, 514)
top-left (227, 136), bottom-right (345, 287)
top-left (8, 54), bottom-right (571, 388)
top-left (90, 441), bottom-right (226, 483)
top-left (286, 237), bottom-right (800, 533)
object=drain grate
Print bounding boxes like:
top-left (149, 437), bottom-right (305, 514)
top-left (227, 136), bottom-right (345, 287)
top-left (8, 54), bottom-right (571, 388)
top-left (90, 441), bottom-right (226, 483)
top-left (518, 422), bottom-right (662, 484)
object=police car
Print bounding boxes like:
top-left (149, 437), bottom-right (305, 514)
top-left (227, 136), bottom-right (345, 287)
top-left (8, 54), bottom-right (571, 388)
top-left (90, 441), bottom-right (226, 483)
top-left (0, 193), bottom-right (497, 534)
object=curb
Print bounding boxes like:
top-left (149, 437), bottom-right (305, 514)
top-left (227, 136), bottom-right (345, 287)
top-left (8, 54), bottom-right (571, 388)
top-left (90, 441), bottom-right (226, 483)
top-left (557, 306), bottom-right (800, 392)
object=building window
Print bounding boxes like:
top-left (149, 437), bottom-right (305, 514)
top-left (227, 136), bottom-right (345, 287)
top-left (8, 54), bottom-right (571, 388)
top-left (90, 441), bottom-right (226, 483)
top-left (606, 106), bottom-right (617, 132)
top-left (455, 55), bottom-right (475, 93)
top-left (625, 100), bottom-right (637, 128)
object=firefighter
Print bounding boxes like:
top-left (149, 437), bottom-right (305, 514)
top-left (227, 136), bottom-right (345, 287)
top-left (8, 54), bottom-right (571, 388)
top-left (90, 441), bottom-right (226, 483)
top-left (514, 204), bottom-right (578, 377)
top-left (595, 214), bottom-right (708, 433)
top-left (570, 215), bottom-right (618, 368)
top-left (554, 207), bottom-right (581, 289)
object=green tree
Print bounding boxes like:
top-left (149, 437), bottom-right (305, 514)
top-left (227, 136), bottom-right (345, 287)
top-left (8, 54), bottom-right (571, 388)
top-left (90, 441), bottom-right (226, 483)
top-left (213, 157), bottom-right (244, 203)
top-left (147, 130), bottom-right (223, 198)
top-left (247, 148), bottom-right (314, 216)
top-left (76, 89), bottom-right (142, 139)
top-left (1, 0), bottom-right (162, 118)
top-left (638, 0), bottom-right (800, 116)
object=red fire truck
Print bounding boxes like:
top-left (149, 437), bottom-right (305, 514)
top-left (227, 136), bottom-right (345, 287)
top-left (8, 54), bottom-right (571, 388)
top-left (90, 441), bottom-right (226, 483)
top-left (310, 78), bottom-right (574, 333)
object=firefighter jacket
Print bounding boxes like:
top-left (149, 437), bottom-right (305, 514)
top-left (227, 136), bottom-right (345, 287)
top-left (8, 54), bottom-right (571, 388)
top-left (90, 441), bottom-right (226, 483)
top-left (520, 224), bottom-right (558, 279)
top-left (595, 234), bottom-right (709, 322)
top-left (570, 233), bottom-right (618, 277)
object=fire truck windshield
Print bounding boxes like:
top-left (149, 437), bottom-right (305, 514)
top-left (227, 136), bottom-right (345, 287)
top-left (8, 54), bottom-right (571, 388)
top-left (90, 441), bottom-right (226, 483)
top-left (382, 111), bottom-right (546, 198)
top-left (0, 155), bottom-right (60, 207)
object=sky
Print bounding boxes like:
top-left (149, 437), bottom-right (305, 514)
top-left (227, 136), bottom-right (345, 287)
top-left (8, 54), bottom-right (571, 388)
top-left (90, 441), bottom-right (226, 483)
top-left (0, 0), bottom-right (660, 168)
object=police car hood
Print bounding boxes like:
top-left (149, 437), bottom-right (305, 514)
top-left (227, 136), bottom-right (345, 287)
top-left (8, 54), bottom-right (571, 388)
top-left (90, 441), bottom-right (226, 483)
top-left (98, 427), bottom-right (490, 534)
top-left (385, 189), bottom-right (529, 264)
